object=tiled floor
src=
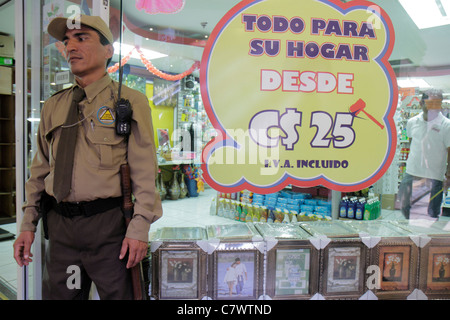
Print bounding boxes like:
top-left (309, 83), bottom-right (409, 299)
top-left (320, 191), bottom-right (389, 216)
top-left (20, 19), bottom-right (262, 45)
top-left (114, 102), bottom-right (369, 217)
top-left (0, 187), bottom-right (448, 299)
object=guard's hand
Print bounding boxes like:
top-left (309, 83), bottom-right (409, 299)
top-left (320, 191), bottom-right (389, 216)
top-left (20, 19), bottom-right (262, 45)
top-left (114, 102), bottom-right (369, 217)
top-left (119, 237), bottom-right (148, 269)
top-left (13, 231), bottom-right (35, 267)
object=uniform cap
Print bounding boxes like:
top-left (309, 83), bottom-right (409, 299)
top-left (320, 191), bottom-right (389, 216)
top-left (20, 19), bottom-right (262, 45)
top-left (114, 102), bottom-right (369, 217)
top-left (47, 15), bottom-right (113, 44)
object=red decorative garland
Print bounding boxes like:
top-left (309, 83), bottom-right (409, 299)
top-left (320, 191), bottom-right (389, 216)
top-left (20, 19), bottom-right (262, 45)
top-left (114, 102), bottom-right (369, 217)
top-left (57, 42), bottom-right (199, 81)
top-left (106, 46), bottom-right (200, 81)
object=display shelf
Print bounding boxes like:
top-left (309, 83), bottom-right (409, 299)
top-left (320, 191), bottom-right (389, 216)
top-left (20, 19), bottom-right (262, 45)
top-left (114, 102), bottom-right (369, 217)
top-left (146, 221), bottom-right (450, 300)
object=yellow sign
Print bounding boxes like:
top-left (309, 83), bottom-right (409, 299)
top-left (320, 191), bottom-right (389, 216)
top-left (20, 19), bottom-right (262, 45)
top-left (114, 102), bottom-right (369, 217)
top-left (201, 0), bottom-right (398, 193)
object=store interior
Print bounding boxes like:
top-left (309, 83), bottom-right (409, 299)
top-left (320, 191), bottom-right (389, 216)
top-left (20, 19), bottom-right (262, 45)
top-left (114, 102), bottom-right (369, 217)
top-left (1, 0), bottom-right (450, 300)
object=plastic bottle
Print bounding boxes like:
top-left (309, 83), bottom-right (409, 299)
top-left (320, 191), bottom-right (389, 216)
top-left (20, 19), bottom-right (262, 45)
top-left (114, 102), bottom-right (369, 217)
top-left (274, 209), bottom-right (283, 223)
top-left (245, 204), bottom-right (253, 222)
top-left (253, 205), bottom-right (261, 222)
top-left (347, 197), bottom-right (356, 219)
top-left (224, 199), bottom-right (231, 218)
top-left (282, 209), bottom-right (290, 224)
top-left (290, 211), bottom-right (298, 222)
top-left (363, 199), bottom-right (372, 220)
top-left (267, 209), bottom-right (275, 223)
top-left (375, 197), bottom-right (381, 219)
top-left (260, 206), bottom-right (268, 222)
top-left (240, 204), bottom-right (247, 222)
top-left (235, 202), bottom-right (242, 221)
top-left (339, 197), bottom-right (348, 218)
top-left (355, 198), bottom-right (365, 220)
top-left (210, 197), bottom-right (217, 216)
top-left (217, 199), bottom-right (225, 217)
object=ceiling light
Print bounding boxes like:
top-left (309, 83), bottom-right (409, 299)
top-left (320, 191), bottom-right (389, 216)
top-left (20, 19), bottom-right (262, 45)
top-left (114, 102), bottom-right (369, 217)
top-left (397, 78), bottom-right (431, 88)
top-left (400, 0), bottom-right (450, 29)
top-left (113, 42), bottom-right (167, 60)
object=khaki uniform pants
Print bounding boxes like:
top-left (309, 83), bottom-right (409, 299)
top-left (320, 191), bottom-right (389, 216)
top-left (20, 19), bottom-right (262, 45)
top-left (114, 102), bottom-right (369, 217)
top-left (42, 207), bottom-right (133, 300)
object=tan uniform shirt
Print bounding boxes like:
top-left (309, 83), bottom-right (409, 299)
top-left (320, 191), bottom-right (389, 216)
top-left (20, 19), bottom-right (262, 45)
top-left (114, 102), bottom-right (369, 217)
top-left (21, 74), bottom-right (162, 242)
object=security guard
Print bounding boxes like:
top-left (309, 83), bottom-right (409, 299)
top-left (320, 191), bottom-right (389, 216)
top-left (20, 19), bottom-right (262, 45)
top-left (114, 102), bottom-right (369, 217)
top-left (13, 15), bottom-right (162, 299)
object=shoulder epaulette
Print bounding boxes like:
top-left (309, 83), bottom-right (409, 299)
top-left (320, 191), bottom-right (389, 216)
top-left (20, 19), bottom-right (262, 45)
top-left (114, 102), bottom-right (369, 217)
top-left (50, 86), bottom-right (73, 98)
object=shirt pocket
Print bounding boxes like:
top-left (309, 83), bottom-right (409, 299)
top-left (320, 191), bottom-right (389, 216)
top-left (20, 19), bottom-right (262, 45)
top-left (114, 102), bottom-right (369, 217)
top-left (45, 123), bottom-right (64, 167)
top-left (86, 124), bottom-right (127, 169)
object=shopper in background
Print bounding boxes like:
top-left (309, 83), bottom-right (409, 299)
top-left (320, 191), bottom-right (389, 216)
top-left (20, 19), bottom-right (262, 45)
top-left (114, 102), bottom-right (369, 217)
top-left (13, 15), bottom-right (162, 299)
top-left (398, 89), bottom-right (450, 219)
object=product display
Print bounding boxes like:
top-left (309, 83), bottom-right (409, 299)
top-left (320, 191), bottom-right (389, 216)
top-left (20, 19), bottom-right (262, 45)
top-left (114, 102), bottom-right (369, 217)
top-left (216, 190), bottom-right (333, 224)
top-left (145, 220), bottom-right (450, 300)
top-left (339, 195), bottom-right (381, 221)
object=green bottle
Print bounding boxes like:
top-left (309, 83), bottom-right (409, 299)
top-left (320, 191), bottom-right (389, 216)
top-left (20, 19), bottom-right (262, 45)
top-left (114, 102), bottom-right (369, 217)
top-left (363, 200), bottom-right (371, 220)
top-left (235, 202), bottom-right (242, 221)
top-left (240, 204), bottom-right (247, 222)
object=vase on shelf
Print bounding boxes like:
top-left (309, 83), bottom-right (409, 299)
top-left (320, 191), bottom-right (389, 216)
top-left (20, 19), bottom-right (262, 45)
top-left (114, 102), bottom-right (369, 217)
top-left (168, 170), bottom-right (181, 200)
top-left (179, 172), bottom-right (188, 199)
top-left (159, 171), bottom-right (167, 201)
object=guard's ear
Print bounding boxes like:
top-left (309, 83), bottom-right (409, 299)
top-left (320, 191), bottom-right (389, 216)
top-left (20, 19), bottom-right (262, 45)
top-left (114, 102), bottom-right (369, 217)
top-left (105, 43), bottom-right (114, 60)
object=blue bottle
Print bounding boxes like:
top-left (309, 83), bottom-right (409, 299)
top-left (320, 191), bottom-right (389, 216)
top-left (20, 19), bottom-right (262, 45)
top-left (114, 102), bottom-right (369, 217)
top-left (347, 197), bottom-right (357, 219)
top-left (355, 199), bottom-right (365, 220)
top-left (339, 197), bottom-right (348, 218)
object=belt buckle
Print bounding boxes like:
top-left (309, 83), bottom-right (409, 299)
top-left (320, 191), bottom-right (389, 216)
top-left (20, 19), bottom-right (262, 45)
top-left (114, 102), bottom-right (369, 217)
top-left (62, 202), bottom-right (84, 217)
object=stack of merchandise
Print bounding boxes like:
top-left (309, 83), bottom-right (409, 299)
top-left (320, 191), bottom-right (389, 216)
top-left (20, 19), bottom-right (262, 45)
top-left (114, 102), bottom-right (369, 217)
top-left (339, 195), bottom-right (381, 220)
top-left (216, 190), bottom-right (332, 224)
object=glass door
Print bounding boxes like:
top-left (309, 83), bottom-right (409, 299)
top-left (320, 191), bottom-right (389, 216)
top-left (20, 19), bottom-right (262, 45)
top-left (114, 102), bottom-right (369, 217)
top-left (14, 0), bottom-right (44, 300)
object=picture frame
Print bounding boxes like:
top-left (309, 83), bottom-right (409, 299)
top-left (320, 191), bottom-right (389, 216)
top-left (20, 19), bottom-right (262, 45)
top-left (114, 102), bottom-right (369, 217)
top-left (206, 224), bottom-right (264, 300)
top-left (150, 227), bottom-right (208, 300)
top-left (418, 238), bottom-right (450, 298)
top-left (209, 242), bottom-right (264, 300)
top-left (151, 242), bottom-right (207, 300)
top-left (320, 239), bottom-right (368, 299)
top-left (256, 223), bottom-right (319, 299)
top-left (267, 242), bottom-right (319, 299)
top-left (371, 238), bottom-right (418, 299)
top-left (299, 220), bottom-right (360, 238)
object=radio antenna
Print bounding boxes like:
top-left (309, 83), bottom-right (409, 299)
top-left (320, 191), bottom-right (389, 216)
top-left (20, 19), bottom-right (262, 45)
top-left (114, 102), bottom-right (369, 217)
top-left (118, 0), bottom-right (124, 99)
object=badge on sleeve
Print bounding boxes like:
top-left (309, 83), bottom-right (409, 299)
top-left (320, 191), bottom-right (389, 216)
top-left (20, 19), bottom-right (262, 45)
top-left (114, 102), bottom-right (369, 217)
top-left (97, 106), bottom-right (116, 125)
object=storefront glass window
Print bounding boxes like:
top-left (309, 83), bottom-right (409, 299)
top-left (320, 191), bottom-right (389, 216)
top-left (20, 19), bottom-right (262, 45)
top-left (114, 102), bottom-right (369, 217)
top-left (3, 0), bottom-right (449, 300)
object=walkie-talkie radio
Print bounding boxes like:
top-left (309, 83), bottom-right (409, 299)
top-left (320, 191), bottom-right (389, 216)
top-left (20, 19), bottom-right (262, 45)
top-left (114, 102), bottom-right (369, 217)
top-left (115, 98), bottom-right (132, 136)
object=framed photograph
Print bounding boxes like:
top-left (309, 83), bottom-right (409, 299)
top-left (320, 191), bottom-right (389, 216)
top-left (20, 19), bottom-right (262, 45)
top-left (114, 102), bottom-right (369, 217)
top-left (151, 242), bottom-right (207, 300)
top-left (320, 240), bottom-right (368, 299)
top-left (371, 239), bottom-right (418, 299)
top-left (419, 238), bottom-right (450, 298)
top-left (161, 250), bottom-right (197, 299)
top-left (209, 242), bottom-right (263, 300)
top-left (257, 223), bottom-right (319, 299)
top-left (267, 242), bottom-right (319, 299)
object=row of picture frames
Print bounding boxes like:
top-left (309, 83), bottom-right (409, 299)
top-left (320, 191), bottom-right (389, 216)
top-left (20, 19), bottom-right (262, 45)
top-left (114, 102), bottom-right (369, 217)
top-left (143, 220), bottom-right (450, 300)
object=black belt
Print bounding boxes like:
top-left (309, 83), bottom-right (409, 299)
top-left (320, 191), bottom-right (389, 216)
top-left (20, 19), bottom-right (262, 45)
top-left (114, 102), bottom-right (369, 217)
top-left (50, 196), bottom-right (122, 218)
